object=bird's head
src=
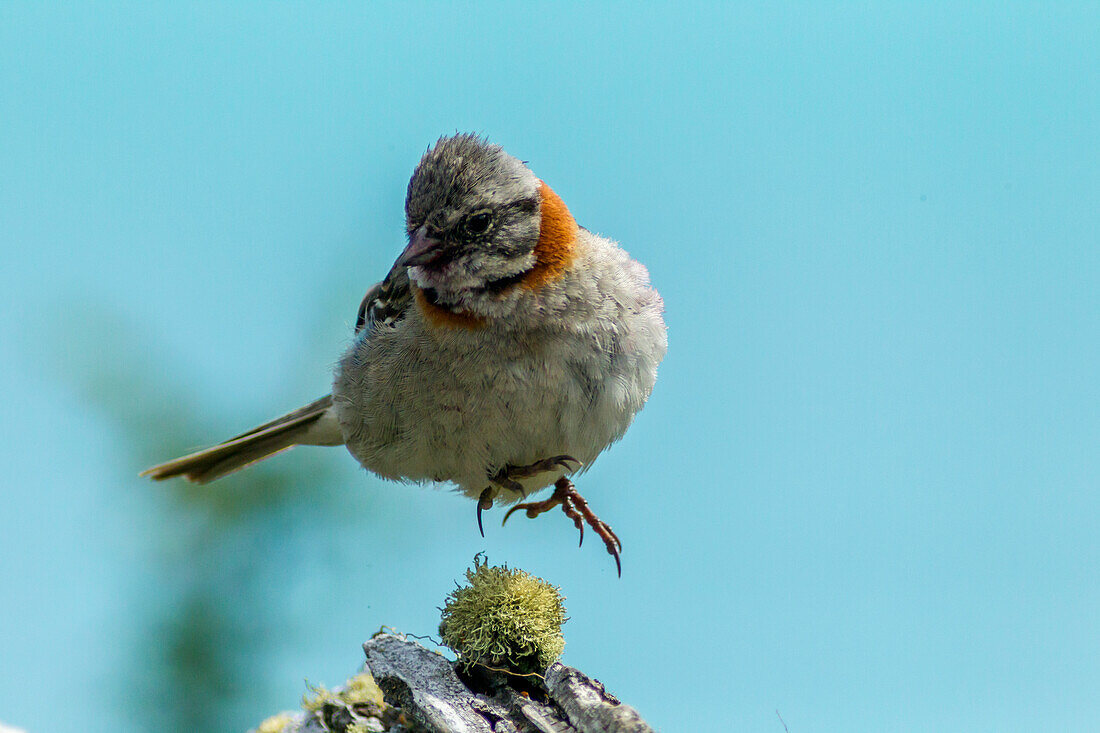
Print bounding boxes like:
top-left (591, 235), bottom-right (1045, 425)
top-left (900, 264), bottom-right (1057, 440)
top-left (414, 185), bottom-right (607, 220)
top-left (400, 134), bottom-right (577, 323)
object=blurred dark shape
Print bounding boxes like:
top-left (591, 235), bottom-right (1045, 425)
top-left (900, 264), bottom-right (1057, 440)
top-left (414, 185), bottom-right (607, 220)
top-left (63, 312), bottom-right (362, 732)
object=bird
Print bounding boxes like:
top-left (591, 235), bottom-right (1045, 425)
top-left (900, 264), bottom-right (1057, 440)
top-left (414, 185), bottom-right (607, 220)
top-left (142, 134), bottom-right (667, 575)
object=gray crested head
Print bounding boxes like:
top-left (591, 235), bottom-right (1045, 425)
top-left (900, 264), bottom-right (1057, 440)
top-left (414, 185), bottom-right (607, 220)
top-left (399, 134), bottom-right (543, 310)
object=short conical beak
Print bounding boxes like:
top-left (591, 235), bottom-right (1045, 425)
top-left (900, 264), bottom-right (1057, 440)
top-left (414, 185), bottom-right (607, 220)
top-left (397, 225), bottom-right (444, 268)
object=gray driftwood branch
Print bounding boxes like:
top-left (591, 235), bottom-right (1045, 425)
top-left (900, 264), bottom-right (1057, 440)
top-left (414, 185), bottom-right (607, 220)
top-left (254, 633), bottom-right (655, 733)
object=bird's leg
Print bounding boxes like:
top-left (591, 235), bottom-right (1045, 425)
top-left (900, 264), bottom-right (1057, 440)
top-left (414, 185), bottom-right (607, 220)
top-left (478, 455), bottom-right (583, 539)
top-left (502, 477), bottom-right (623, 577)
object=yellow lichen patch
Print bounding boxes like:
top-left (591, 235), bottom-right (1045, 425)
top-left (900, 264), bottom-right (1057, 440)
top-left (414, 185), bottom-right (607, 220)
top-left (342, 672), bottom-right (386, 708)
top-left (439, 557), bottom-right (567, 675)
top-left (301, 682), bottom-right (336, 712)
top-left (255, 712), bottom-right (294, 733)
top-left (302, 671), bottom-right (385, 712)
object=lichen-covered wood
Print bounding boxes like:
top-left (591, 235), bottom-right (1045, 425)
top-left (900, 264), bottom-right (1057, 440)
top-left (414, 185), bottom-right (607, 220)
top-left (251, 633), bottom-right (654, 733)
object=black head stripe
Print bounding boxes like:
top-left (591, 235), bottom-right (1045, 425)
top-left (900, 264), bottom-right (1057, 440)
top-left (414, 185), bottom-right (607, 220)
top-left (481, 269), bottom-right (529, 294)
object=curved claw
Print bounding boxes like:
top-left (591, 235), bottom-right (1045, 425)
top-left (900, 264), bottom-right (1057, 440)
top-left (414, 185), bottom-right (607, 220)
top-left (501, 504), bottom-right (522, 527)
top-left (559, 492), bottom-right (585, 547)
top-left (501, 503), bottom-right (544, 526)
top-left (494, 455), bottom-right (585, 488)
top-left (477, 487), bottom-right (494, 538)
top-left (550, 455), bottom-right (584, 472)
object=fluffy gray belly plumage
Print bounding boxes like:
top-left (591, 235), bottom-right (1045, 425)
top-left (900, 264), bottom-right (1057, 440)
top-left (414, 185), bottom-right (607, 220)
top-left (331, 315), bottom-right (655, 501)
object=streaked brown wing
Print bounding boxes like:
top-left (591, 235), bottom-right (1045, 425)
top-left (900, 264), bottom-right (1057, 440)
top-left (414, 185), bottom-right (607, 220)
top-left (355, 261), bottom-right (413, 334)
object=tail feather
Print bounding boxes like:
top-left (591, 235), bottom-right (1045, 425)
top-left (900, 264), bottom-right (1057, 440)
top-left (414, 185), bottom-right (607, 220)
top-left (141, 394), bottom-right (342, 484)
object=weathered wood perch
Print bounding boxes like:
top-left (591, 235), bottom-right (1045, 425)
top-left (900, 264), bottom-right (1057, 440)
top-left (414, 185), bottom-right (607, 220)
top-left (254, 633), bottom-right (655, 733)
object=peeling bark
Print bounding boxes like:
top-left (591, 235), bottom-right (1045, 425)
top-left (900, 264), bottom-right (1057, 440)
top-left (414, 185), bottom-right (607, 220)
top-left (252, 633), bottom-right (655, 733)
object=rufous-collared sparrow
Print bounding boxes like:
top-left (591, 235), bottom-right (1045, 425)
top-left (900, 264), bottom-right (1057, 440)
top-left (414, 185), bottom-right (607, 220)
top-left (144, 134), bottom-right (667, 574)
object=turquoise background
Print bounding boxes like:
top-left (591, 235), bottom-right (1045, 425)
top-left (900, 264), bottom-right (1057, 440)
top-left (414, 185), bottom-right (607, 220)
top-left (2, 3), bottom-right (1098, 731)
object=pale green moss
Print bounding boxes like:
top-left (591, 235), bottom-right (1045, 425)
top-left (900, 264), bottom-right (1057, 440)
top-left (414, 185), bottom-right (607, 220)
top-left (342, 672), bottom-right (386, 708)
top-left (301, 682), bottom-right (336, 713)
top-left (255, 712), bottom-right (294, 733)
top-left (439, 557), bottom-right (567, 674)
top-left (302, 671), bottom-right (384, 712)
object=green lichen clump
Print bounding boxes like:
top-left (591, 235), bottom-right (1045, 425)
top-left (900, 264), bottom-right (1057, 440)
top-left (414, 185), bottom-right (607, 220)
top-left (439, 558), bottom-right (567, 675)
top-left (301, 672), bottom-right (385, 712)
top-left (252, 672), bottom-right (388, 733)
top-left (254, 712), bottom-right (294, 733)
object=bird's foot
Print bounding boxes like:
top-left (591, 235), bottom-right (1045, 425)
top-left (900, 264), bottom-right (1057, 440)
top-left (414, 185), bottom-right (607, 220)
top-left (491, 455), bottom-right (583, 493)
top-left (486, 454), bottom-right (582, 501)
top-left (502, 477), bottom-right (622, 577)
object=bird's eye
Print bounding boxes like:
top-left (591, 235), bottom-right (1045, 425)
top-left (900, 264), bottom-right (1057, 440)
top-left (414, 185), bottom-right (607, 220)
top-left (464, 211), bottom-right (492, 236)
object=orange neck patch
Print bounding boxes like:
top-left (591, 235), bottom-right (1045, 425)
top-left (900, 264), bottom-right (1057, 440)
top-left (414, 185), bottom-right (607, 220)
top-left (520, 181), bottom-right (578, 290)
top-left (413, 287), bottom-right (487, 330)
top-left (412, 181), bottom-right (577, 329)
